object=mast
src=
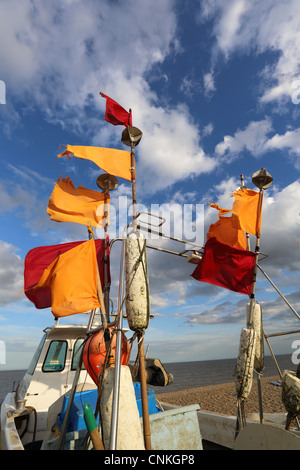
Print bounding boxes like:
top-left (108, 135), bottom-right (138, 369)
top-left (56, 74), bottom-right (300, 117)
top-left (121, 121), bottom-right (142, 231)
top-left (96, 173), bottom-right (118, 317)
top-left (120, 122), bottom-right (151, 450)
top-left (248, 168), bottom-right (273, 326)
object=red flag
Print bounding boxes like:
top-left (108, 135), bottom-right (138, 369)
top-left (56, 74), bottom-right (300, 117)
top-left (100, 92), bottom-right (132, 127)
top-left (191, 237), bottom-right (256, 295)
top-left (24, 239), bottom-right (110, 309)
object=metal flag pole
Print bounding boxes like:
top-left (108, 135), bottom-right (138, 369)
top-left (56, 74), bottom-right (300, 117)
top-left (109, 228), bottom-right (126, 450)
top-left (240, 174), bottom-right (251, 251)
top-left (121, 120), bottom-right (143, 232)
top-left (121, 122), bottom-right (151, 449)
top-left (248, 169), bottom-right (273, 326)
top-left (96, 173), bottom-right (119, 318)
top-left (248, 169), bottom-right (273, 425)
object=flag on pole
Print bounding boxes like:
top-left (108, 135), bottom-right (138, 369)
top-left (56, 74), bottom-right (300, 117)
top-left (24, 238), bottom-right (109, 309)
top-left (58, 145), bottom-right (133, 182)
top-left (207, 202), bottom-right (246, 250)
top-left (47, 177), bottom-right (109, 227)
top-left (28, 239), bottom-right (100, 317)
top-left (191, 237), bottom-right (256, 295)
top-left (231, 187), bottom-right (262, 235)
top-left (207, 215), bottom-right (246, 250)
top-left (208, 202), bottom-right (231, 216)
top-left (100, 92), bottom-right (132, 127)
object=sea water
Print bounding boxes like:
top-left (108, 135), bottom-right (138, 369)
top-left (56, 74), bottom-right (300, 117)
top-left (0, 354), bottom-right (295, 402)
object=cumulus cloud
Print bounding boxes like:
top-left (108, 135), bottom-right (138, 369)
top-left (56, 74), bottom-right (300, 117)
top-left (0, 241), bottom-right (24, 305)
top-left (215, 118), bottom-right (273, 160)
top-left (0, 0), bottom-right (217, 193)
top-left (214, 117), bottom-right (300, 168)
top-left (203, 71), bottom-right (216, 98)
top-left (199, 0), bottom-right (300, 105)
top-left (265, 127), bottom-right (300, 165)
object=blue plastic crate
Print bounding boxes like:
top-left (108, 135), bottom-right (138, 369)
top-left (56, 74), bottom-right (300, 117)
top-left (56, 382), bottom-right (161, 433)
top-left (56, 389), bottom-right (99, 433)
top-left (133, 383), bottom-right (162, 416)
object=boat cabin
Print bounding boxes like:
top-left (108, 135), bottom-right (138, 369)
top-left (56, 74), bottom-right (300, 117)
top-left (1, 322), bottom-right (97, 449)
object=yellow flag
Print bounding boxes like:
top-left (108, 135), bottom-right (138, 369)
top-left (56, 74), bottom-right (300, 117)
top-left (231, 188), bottom-right (262, 235)
top-left (47, 177), bottom-right (109, 228)
top-left (32, 239), bottom-right (100, 317)
top-left (58, 145), bottom-right (133, 181)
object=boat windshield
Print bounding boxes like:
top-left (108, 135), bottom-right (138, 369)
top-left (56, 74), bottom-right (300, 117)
top-left (42, 340), bottom-right (67, 372)
top-left (27, 333), bottom-right (47, 375)
top-left (71, 337), bottom-right (86, 370)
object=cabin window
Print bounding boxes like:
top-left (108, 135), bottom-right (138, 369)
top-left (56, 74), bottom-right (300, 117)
top-left (71, 338), bottom-right (86, 370)
top-left (42, 340), bottom-right (67, 372)
top-left (27, 334), bottom-right (47, 375)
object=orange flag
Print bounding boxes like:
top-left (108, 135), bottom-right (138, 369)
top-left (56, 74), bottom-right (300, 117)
top-left (208, 202), bottom-right (246, 250)
top-left (208, 202), bottom-right (231, 217)
top-left (58, 145), bottom-right (133, 182)
top-left (207, 215), bottom-right (246, 250)
top-left (31, 239), bottom-right (100, 317)
top-left (231, 188), bottom-right (262, 235)
top-left (47, 177), bottom-right (109, 228)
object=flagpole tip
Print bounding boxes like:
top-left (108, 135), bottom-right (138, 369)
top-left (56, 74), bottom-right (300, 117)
top-left (252, 168), bottom-right (273, 190)
top-left (96, 174), bottom-right (118, 191)
top-left (121, 126), bottom-right (143, 147)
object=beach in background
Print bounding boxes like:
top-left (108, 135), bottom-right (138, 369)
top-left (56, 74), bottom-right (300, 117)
top-left (0, 354), bottom-right (294, 411)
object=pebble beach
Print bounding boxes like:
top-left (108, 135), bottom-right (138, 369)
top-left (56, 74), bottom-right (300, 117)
top-left (156, 375), bottom-right (287, 417)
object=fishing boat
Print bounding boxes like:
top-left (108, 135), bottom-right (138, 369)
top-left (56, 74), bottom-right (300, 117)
top-left (1, 95), bottom-right (300, 451)
top-left (0, 224), bottom-right (203, 451)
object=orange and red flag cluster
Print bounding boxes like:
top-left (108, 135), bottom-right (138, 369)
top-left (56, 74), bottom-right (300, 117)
top-left (192, 188), bottom-right (261, 295)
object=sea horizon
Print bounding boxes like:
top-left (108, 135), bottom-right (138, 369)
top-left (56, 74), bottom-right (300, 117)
top-left (0, 353), bottom-right (295, 401)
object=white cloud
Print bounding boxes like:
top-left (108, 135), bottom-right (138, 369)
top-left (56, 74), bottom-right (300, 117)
top-left (137, 103), bottom-right (217, 192)
top-left (265, 127), bottom-right (300, 159)
top-left (199, 0), bottom-right (300, 105)
top-left (180, 76), bottom-right (201, 98)
top-left (0, 0), bottom-right (217, 193)
top-left (215, 118), bottom-right (273, 160)
top-left (203, 71), bottom-right (216, 98)
top-left (214, 0), bottom-right (250, 56)
top-left (215, 117), bottom-right (300, 168)
top-left (0, 241), bottom-right (24, 306)
top-left (202, 123), bottom-right (214, 137)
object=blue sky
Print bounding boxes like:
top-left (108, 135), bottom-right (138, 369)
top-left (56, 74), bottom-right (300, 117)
top-left (1, 0), bottom-right (300, 369)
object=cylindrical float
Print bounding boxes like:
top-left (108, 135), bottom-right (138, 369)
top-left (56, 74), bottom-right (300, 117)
top-left (83, 327), bottom-right (130, 385)
top-left (100, 365), bottom-right (145, 450)
top-left (125, 231), bottom-right (150, 332)
top-left (246, 302), bottom-right (264, 373)
top-left (282, 370), bottom-right (300, 417)
top-left (235, 327), bottom-right (257, 400)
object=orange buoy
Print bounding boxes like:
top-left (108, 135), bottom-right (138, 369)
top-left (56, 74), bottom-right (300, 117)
top-left (83, 327), bottom-right (130, 385)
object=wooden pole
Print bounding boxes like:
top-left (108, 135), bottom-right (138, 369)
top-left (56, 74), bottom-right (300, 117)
top-left (138, 334), bottom-right (151, 450)
top-left (240, 175), bottom-right (250, 251)
top-left (88, 224), bottom-right (108, 328)
top-left (103, 189), bottom-right (110, 319)
top-left (248, 188), bottom-right (263, 326)
top-left (130, 141), bottom-right (137, 232)
top-left (127, 127), bottom-right (151, 448)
